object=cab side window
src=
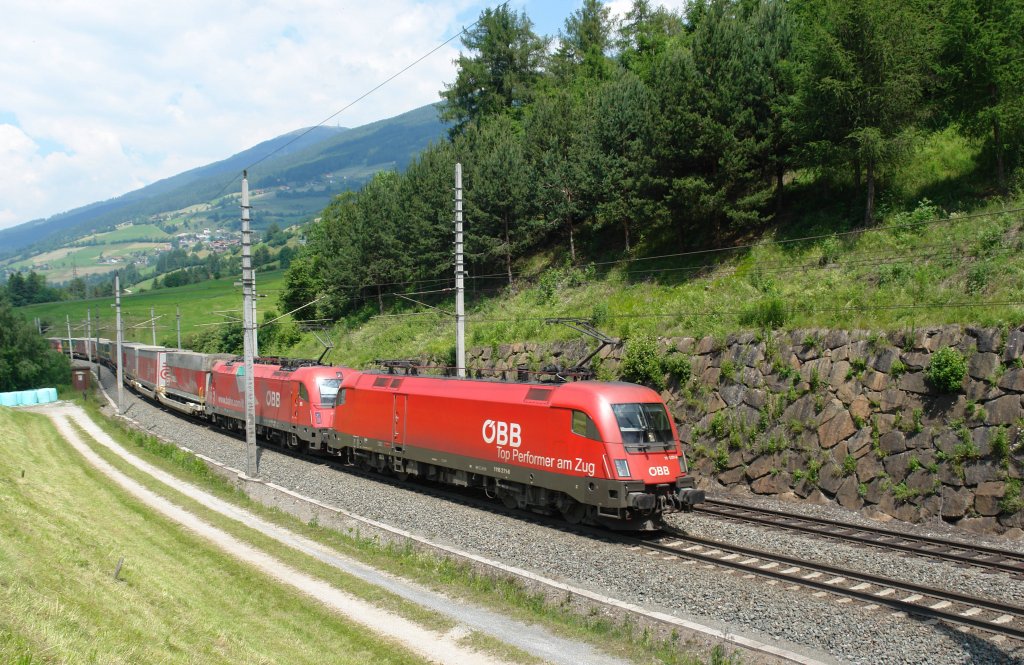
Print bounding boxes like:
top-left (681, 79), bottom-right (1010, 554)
top-left (298, 384), bottom-right (309, 402)
top-left (571, 411), bottom-right (601, 441)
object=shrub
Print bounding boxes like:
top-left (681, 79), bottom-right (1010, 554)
top-left (738, 296), bottom-right (789, 329)
top-left (925, 347), bottom-right (967, 393)
top-left (621, 334), bottom-right (665, 390)
top-left (841, 454), bottom-right (857, 477)
top-left (661, 352), bottom-right (692, 385)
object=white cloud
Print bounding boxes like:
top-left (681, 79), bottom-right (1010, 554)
top-left (0, 1), bottom-right (687, 231)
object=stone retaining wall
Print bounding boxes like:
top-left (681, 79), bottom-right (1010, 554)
top-left (465, 325), bottom-right (1024, 535)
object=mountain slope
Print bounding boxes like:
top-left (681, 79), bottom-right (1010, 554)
top-left (0, 104), bottom-right (447, 257)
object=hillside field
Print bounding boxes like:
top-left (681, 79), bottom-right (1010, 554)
top-left (19, 269), bottom-right (287, 347)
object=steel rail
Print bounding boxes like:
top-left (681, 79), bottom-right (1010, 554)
top-left (642, 530), bottom-right (1024, 641)
top-left (696, 497), bottom-right (1024, 576)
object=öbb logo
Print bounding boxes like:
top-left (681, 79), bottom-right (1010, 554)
top-left (482, 420), bottom-right (521, 448)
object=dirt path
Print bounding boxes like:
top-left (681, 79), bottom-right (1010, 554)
top-left (39, 402), bottom-right (633, 665)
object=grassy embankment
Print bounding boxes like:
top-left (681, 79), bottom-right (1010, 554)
top-left (281, 130), bottom-right (1024, 368)
top-left (0, 386), bottom-right (740, 665)
top-left (0, 404), bottom-right (431, 664)
top-left (18, 269), bottom-right (287, 347)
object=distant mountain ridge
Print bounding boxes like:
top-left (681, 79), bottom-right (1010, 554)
top-left (0, 104), bottom-right (447, 258)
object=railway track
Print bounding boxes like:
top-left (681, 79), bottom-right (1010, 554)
top-left (636, 530), bottom-right (1024, 642)
top-left (694, 497), bottom-right (1024, 577)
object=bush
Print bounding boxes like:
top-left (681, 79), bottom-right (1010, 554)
top-left (621, 334), bottom-right (665, 390)
top-left (738, 296), bottom-right (789, 330)
top-left (925, 346), bottom-right (967, 393)
top-left (661, 352), bottom-right (692, 385)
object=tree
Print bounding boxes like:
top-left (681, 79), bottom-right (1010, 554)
top-left (940, 0), bottom-right (1024, 191)
top-left (551, 0), bottom-right (614, 83)
top-left (524, 90), bottom-right (590, 262)
top-left (616, 0), bottom-right (685, 78)
top-left (439, 6), bottom-right (549, 135)
top-left (464, 116), bottom-right (538, 284)
top-left (0, 296), bottom-right (70, 391)
top-left (577, 72), bottom-right (662, 253)
top-left (793, 0), bottom-right (938, 223)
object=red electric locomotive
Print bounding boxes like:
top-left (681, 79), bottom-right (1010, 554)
top-left (325, 373), bottom-right (703, 530)
top-left (207, 358), bottom-right (346, 450)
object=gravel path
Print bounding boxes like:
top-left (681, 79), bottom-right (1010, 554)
top-left (96, 365), bottom-right (1024, 665)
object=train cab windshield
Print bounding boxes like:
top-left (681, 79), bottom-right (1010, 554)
top-left (316, 378), bottom-right (342, 408)
top-left (611, 403), bottom-right (675, 452)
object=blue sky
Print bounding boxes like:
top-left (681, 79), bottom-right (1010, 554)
top-left (0, 1), bottom-right (684, 231)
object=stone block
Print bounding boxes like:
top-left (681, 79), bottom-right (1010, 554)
top-left (971, 426), bottom-right (995, 457)
top-left (824, 330), bottom-right (850, 349)
top-left (926, 395), bottom-right (966, 424)
top-left (857, 454), bottom-right (884, 485)
top-left (999, 368), bottom-right (1024, 392)
top-left (1003, 330), bottom-right (1024, 363)
top-left (740, 367), bottom-right (764, 388)
top-left (905, 469), bottom-right (935, 495)
top-left (676, 337), bottom-right (696, 354)
top-left (716, 465), bottom-right (746, 485)
top-left (964, 461), bottom-right (1000, 486)
top-left (959, 516), bottom-right (1001, 533)
top-left (878, 388), bottom-right (905, 412)
top-left (793, 478), bottom-right (814, 498)
top-left (848, 429), bottom-right (873, 458)
top-left (968, 352), bottom-right (1001, 380)
top-left (818, 463), bottom-right (845, 495)
top-left (883, 451), bottom-right (913, 482)
top-left (861, 369), bottom-right (888, 391)
top-left (899, 372), bottom-right (930, 394)
top-left (874, 414), bottom-right (897, 435)
top-left (849, 395), bottom-right (872, 421)
top-left (904, 431), bottom-right (933, 450)
top-left (965, 379), bottom-right (999, 402)
top-left (829, 360), bottom-right (851, 387)
top-left (901, 352), bottom-right (930, 370)
top-left (869, 347), bottom-right (900, 373)
top-left (751, 472), bottom-right (789, 495)
top-left (941, 486), bottom-right (969, 519)
top-left (1000, 511), bottom-right (1024, 529)
top-left (985, 394), bottom-right (1022, 425)
top-left (974, 481), bottom-right (1006, 516)
top-left (938, 463), bottom-right (964, 487)
top-left (836, 476), bottom-right (864, 510)
top-left (743, 389), bottom-right (767, 409)
top-left (879, 431), bottom-right (907, 455)
top-left (719, 384), bottom-right (745, 407)
top-left (702, 367), bottom-right (722, 387)
top-left (836, 380), bottom-right (862, 404)
top-left (971, 327), bottom-right (1002, 354)
top-left (696, 336), bottom-right (716, 354)
top-left (745, 454), bottom-right (778, 480)
top-left (818, 411), bottom-right (856, 449)
top-left (782, 394), bottom-right (816, 424)
top-left (860, 477), bottom-right (883, 504)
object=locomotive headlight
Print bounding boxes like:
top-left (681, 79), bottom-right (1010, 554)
top-left (614, 459), bottom-right (630, 478)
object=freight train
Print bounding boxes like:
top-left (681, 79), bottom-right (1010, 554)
top-left (51, 337), bottom-right (704, 530)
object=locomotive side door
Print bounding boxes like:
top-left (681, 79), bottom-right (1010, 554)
top-left (392, 394), bottom-right (407, 453)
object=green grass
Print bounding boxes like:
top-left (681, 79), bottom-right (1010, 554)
top-left (18, 269), bottom-right (287, 347)
top-left (0, 406), bottom-right (427, 665)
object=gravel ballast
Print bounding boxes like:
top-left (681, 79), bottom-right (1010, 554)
top-left (96, 365), bottom-right (1024, 664)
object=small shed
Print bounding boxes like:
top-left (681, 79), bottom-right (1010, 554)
top-left (71, 361), bottom-right (91, 391)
